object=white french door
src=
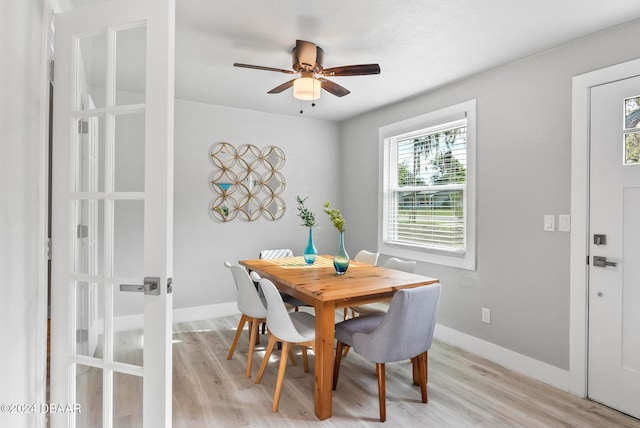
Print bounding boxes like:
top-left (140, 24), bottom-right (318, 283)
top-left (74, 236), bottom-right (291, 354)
top-left (50, 0), bottom-right (175, 426)
top-left (588, 74), bottom-right (640, 419)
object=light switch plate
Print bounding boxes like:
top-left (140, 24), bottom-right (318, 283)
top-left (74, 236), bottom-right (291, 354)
top-left (544, 215), bottom-right (555, 232)
top-left (558, 214), bottom-right (571, 232)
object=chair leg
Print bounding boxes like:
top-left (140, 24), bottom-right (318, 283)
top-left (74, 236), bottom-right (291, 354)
top-left (245, 317), bottom-right (260, 378)
top-left (227, 314), bottom-right (248, 360)
top-left (287, 346), bottom-right (297, 366)
top-left (301, 345), bottom-right (309, 373)
top-left (376, 363), bottom-right (386, 422)
top-left (333, 341), bottom-right (345, 390)
top-left (425, 350), bottom-right (429, 384)
top-left (411, 356), bottom-right (419, 385)
top-left (255, 333), bottom-right (277, 384)
top-left (272, 341), bottom-right (290, 412)
top-left (418, 351), bottom-right (428, 403)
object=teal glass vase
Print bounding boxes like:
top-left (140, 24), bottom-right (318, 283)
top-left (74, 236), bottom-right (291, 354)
top-left (333, 232), bottom-right (350, 275)
top-left (303, 228), bottom-right (318, 265)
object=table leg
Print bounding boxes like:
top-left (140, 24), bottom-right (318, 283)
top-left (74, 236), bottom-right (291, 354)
top-left (314, 301), bottom-right (335, 420)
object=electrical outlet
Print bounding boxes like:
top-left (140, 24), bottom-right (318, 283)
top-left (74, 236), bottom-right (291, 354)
top-left (482, 307), bottom-right (491, 324)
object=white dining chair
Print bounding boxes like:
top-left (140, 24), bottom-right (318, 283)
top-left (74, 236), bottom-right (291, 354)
top-left (259, 248), bottom-right (310, 311)
top-left (224, 261), bottom-right (267, 378)
top-left (253, 275), bottom-right (316, 412)
top-left (350, 257), bottom-right (415, 317)
top-left (343, 250), bottom-right (380, 319)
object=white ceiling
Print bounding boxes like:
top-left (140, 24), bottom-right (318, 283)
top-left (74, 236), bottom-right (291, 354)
top-left (72, 0), bottom-right (640, 121)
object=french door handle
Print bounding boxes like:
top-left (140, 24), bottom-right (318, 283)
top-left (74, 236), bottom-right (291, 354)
top-left (120, 277), bottom-right (161, 295)
top-left (593, 256), bottom-right (617, 268)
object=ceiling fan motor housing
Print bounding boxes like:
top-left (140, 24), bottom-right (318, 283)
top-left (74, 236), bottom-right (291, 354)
top-left (293, 40), bottom-right (324, 73)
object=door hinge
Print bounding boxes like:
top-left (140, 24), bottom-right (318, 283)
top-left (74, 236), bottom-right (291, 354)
top-left (586, 255), bottom-right (590, 265)
top-left (47, 238), bottom-right (52, 261)
top-left (77, 224), bottom-right (88, 238)
top-left (78, 120), bottom-right (89, 135)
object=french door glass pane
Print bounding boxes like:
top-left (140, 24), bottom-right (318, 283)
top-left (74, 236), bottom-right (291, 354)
top-left (77, 32), bottom-right (107, 110)
top-left (114, 112), bottom-right (145, 192)
top-left (75, 115), bottom-right (106, 193)
top-left (113, 200), bottom-right (144, 279)
top-left (75, 281), bottom-right (105, 359)
top-left (73, 199), bottom-right (104, 276)
top-left (113, 294), bottom-right (144, 365)
top-left (115, 25), bottom-right (146, 106)
top-left (76, 364), bottom-right (103, 427)
top-left (113, 372), bottom-right (143, 426)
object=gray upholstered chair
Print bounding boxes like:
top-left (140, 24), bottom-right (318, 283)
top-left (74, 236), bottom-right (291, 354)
top-left (224, 261), bottom-right (267, 378)
top-left (333, 283), bottom-right (441, 422)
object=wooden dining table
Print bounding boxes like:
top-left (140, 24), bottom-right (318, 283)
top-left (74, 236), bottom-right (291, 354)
top-left (239, 254), bottom-right (440, 420)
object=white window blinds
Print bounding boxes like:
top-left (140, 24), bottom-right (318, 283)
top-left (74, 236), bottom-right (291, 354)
top-left (384, 118), bottom-right (467, 253)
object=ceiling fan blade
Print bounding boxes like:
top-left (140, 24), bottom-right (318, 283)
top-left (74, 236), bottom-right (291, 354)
top-left (267, 79), bottom-right (296, 94)
top-left (233, 63), bottom-right (295, 74)
top-left (322, 64), bottom-right (381, 76)
top-left (318, 78), bottom-right (350, 97)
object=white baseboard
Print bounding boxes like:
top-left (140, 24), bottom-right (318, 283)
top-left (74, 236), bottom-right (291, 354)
top-left (173, 302), bottom-right (239, 324)
top-left (112, 302), bottom-right (240, 332)
top-left (434, 324), bottom-right (571, 393)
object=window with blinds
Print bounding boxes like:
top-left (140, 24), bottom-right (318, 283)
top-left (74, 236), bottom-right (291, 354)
top-left (379, 100), bottom-right (476, 270)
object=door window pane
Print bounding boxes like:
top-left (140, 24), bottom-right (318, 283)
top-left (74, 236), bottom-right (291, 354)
top-left (77, 33), bottom-right (107, 110)
top-left (114, 372), bottom-right (143, 425)
top-left (625, 132), bottom-right (640, 165)
top-left (75, 364), bottom-right (102, 427)
top-left (624, 96), bottom-right (640, 129)
top-left (113, 315), bottom-right (144, 366)
top-left (74, 115), bottom-right (106, 193)
top-left (115, 25), bottom-right (146, 106)
top-left (114, 112), bottom-right (145, 192)
top-left (73, 199), bottom-right (104, 276)
top-left (113, 200), bottom-right (144, 279)
top-left (75, 281), bottom-right (105, 359)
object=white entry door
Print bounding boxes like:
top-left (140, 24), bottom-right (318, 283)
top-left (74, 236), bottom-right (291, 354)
top-left (50, 0), bottom-right (175, 427)
top-left (588, 74), bottom-right (640, 418)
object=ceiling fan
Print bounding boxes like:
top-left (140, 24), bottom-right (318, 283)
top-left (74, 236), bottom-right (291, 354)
top-left (233, 40), bottom-right (380, 101)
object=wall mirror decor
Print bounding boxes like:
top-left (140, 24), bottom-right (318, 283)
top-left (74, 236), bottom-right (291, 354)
top-left (209, 142), bottom-right (286, 222)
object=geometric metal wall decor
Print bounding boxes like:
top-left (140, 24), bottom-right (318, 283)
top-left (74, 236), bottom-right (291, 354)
top-left (209, 142), bottom-right (286, 222)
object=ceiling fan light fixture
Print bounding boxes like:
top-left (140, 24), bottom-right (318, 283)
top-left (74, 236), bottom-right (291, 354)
top-left (293, 74), bottom-right (321, 101)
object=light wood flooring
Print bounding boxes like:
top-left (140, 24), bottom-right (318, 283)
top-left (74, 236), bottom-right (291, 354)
top-left (172, 314), bottom-right (640, 427)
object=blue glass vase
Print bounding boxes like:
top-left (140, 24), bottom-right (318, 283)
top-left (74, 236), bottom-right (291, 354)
top-left (333, 232), bottom-right (350, 275)
top-left (303, 228), bottom-right (318, 265)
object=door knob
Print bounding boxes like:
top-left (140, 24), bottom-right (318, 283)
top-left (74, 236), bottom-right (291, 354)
top-left (593, 256), bottom-right (617, 268)
top-left (120, 277), bottom-right (161, 295)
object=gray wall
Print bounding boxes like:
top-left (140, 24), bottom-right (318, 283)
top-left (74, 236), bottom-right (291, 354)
top-left (339, 19), bottom-right (640, 369)
top-left (173, 100), bottom-right (341, 311)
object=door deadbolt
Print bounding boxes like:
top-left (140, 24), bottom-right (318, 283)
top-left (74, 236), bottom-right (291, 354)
top-left (593, 234), bottom-right (607, 245)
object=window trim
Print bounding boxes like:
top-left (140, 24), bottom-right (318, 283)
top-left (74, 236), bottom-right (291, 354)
top-left (378, 99), bottom-right (477, 270)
